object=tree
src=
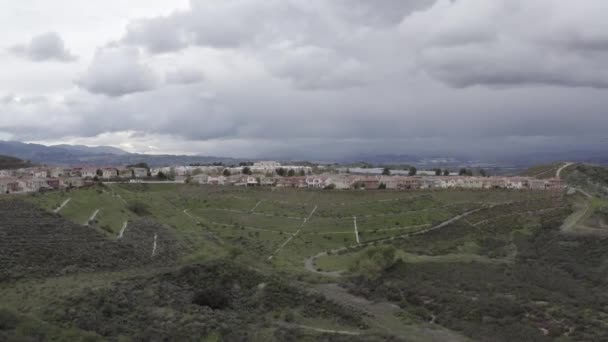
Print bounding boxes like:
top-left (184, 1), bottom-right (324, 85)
top-left (378, 183), bottom-right (387, 190)
top-left (276, 168), bottom-right (287, 177)
top-left (459, 168), bottom-right (473, 176)
top-left (96, 169), bottom-right (103, 177)
top-left (408, 167), bottom-right (417, 176)
top-left (223, 169), bottom-right (231, 177)
top-left (351, 246), bottom-right (397, 279)
top-left (242, 166), bottom-right (252, 175)
top-left (287, 169), bottom-right (296, 177)
top-left (157, 171), bottom-right (168, 180)
top-left (479, 169), bottom-right (488, 177)
top-left (435, 168), bottom-right (442, 176)
top-left (443, 169), bottom-right (450, 176)
top-left (382, 167), bottom-right (391, 176)
top-left (299, 169), bottom-right (306, 176)
top-left (127, 162), bottom-right (149, 170)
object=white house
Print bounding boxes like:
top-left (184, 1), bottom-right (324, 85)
top-left (81, 168), bottom-right (98, 178)
top-left (131, 168), bottom-right (148, 178)
top-left (101, 168), bottom-right (118, 179)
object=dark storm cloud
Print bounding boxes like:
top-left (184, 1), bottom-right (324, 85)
top-left (10, 32), bottom-right (77, 62)
top-left (5, 0), bottom-right (608, 158)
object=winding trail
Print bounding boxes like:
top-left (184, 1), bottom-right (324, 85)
top-left (304, 206), bottom-right (487, 276)
top-left (314, 284), bottom-right (467, 341)
top-left (53, 198), bottom-right (71, 213)
top-left (274, 322), bottom-right (361, 336)
top-left (556, 162), bottom-right (574, 179)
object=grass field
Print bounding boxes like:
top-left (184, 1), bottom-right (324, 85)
top-left (21, 184), bottom-right (565, 274)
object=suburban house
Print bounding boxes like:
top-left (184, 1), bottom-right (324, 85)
top-left (101, 168), bottom-right (118, 179)
top-left (260, 177), bottom-right (276, 186)
top-left (276, 177), bottom-right (307, 188)
top-left (326, 175), bottom-right (353, 190)
top-left (206, 176), bottom-right (226, 185)
top-left (131, 168), bottom-right (148, 178)
top-left (60, 177), bottom-right (84, 188)
top-left (0, 178), bottom-right (20, 193)
top-left (191, 174), bottom-right (209, 184)
top-left (117, 167), bottom-right (133, 178)
top-left (358, 176), bottom-right (381, 189)
top-left (80, 168), bottom-right (98, 178)
top-left (0, 170), bottom-right (13, 178)
top-left (306, 176), bottom-right (329, 189)
top-left (46, 178), bottom-right (61, 189)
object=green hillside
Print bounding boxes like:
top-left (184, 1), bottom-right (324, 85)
top-left (2, 182), bottom-right (607, 340)
top-left (0, 155), bottom-right (33, 170)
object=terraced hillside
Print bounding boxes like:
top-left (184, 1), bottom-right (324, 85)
top-left (0, 199), bottom-right (179, 280)
top-left (3, 181), bottom-right (606, 341)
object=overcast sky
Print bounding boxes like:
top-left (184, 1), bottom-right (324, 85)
top-left (1, 0), bottom-right (607, 159)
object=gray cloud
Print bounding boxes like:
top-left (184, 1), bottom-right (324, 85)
top-left (4, 0), bottom-right (608, 160)
top-left (76, 46), bottom-right (159, 96)
top-left (399, 0), bottom-right (608, 88)
top-left (165, 67), bottom-right (204, 84)
top-left (10, 32), bottom-right (77, 62)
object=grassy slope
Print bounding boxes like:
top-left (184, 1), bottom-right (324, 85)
top-left (0, 155), bottom-right (33, 170)
top-left (5, 183), bottom-right (592, 341)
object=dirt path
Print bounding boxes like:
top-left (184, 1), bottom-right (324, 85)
top-left (53, 198), bottom-right (71, 213)
top-left (556, 162), bottom-right (574, 179)
top-left (268, 205), bottom-right (317, 261)
top-left (274, 321), bottom-right (361, 336)
top-left (304, 251), bottom-right (343, 277)
top-left (315, 284), bottom-right (468, 341)
top-left (304, 207), bottom-right (486, 276)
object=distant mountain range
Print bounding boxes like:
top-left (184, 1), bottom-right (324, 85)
top-left (0, 141), bottom-right (238, 167)
top-left (1, 140), bottom-right (606, 169)
top-left (51, 144), bottom-right (130, 156)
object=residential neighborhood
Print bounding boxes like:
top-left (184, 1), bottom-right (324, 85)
top-left (0, 161), bottom-right (565, 194)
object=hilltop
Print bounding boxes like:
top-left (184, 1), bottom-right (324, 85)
top-left (0, 155), bottom-right (33, 170)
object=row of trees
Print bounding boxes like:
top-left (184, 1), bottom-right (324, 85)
top-left (382, 167), bottom-right (418, 176)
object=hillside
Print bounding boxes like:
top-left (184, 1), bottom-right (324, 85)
top-left (0, 155), bottom-right (33, 170)
top-left (520, 163), bottom-right (565, 179)
top-left (562, 164), bottom-right (608, 198)
top-left (2, 183), bottom-right (608, 340)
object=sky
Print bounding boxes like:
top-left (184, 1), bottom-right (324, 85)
top-left (1, 0), bottom-right (607, 159)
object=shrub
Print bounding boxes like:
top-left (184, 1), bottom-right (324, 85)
top-left (127, 201), bottom-right (150, 216)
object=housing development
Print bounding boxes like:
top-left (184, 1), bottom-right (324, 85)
top-left (0, 161), bottom-right (564, 194)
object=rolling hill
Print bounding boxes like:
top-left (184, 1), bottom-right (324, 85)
top-left (0, 155), bottom-right (33, 170)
